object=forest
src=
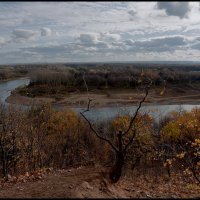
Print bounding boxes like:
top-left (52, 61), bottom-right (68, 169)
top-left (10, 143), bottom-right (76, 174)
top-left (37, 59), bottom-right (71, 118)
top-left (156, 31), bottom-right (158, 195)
top-left (0, 63), bottom-right (199, 197)
top-left (0, 102), bottom-right (199, 184)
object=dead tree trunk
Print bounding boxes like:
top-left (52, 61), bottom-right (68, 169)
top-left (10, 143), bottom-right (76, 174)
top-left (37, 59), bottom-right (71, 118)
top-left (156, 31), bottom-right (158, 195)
top-left (109, 131), bottom-right (124, 183)
top-left (80, 73), bottom-right (151, 183)
top-left (1, 148), bottom-right (8, 178)
top-left (109, 151), bottom-right (124, 183)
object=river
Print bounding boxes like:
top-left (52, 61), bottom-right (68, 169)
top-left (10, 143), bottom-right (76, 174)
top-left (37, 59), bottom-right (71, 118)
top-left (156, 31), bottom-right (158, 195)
top-left (0, 78), bottom-right (200, 122)
top-left (0, 78), bottom-right (30, 106)
top-left (74, 104), bottom-right (200, 123)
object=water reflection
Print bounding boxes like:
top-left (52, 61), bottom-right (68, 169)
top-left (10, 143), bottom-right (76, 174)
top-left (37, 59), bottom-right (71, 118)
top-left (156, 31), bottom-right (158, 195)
top-left (74, 104), bottom-right (200, 123)
top-left (0, 78), bottom-right (199, 123)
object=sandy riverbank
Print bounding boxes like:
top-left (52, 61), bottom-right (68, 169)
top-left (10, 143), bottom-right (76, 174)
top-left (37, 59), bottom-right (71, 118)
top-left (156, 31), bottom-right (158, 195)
top-left (6, 84), bottom-right (200, 108)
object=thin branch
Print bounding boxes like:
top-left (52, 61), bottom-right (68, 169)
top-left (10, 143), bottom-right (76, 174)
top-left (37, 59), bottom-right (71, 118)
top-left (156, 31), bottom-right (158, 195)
top-left (191, 166), bottom-right (200, 184)
top-left (82, 72), bottom-right (92, 111)
top-left (158, 143), bottom-right (176, 152)
top-left (124, 126), bottom-right (137, 154)
top-left (80, 73), bottom-right (118, 152)
top-left (123, 81), bottom-right (151, 137)
top-left (83, 72), bottom-right (89, 94)
top-left (80, 111), bottom-right (118, 152)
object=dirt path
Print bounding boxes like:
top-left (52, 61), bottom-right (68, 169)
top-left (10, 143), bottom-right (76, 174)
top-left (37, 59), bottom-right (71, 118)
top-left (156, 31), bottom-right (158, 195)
top-left (0, 165), bottom-right (199, 198)
top-left (0, 166), bottom-right (128, 198)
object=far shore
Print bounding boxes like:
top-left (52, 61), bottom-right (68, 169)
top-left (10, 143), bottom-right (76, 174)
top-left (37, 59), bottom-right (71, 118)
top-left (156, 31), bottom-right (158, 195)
top-left (0, 76), bottom-right (29, 83)
top-left (6, 84), bottom-right (200, 109)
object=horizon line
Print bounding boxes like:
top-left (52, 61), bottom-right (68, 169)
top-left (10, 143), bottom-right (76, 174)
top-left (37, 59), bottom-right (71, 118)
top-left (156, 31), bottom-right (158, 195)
top-left (1, 60), bottom-right (200, 66)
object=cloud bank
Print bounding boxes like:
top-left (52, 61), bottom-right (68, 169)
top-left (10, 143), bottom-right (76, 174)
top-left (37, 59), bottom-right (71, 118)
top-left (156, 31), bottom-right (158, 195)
top-left (0, 2), bottom-right (200, 64)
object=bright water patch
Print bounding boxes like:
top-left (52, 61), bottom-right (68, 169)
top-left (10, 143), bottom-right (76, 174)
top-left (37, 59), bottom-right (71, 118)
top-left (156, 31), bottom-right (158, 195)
top-left (74, 104), bottom-right (200, 123)
top-left (0, 78), bottom-right (30, 106)
top-left (0, 78), bottom-right (199, 122)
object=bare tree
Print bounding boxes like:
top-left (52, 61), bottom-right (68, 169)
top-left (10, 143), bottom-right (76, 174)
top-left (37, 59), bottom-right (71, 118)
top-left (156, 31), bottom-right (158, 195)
top-left (80, 73), bottom-right (152, 183)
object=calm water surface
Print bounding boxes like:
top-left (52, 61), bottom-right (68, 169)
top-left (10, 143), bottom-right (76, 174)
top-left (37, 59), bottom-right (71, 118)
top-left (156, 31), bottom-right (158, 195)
top-left (0, 78), bottom-right (199, 122)
top-left (0, 78), bottom-right (30, 105)
top-left (74, 104), bottom-right (200, 122)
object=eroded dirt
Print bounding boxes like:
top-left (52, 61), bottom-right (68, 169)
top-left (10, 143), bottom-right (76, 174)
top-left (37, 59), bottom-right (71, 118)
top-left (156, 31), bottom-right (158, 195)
top-left (0, 165), bottom-right (199, 198)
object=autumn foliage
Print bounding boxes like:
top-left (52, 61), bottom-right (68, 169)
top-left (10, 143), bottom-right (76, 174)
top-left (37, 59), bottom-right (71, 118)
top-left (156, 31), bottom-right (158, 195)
top-left (0, 104), bottom-right (199, 184)
top-left (160, 107), bottom-right (200, 183)
top-left (111, 113), bottom-right (154, 154)
top-left (0, 104), bottom-right (110, 178)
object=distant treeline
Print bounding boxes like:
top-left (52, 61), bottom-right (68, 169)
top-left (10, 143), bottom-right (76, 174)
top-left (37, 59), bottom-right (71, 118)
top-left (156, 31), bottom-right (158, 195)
top-left (1, 63), bottom-right (200, 89)
top-left (0, 66), bottom-right (28, 81)
top-left (2, 61), bottom-right (200, 70)
top-left (28, 64), bottom-right (200, 91)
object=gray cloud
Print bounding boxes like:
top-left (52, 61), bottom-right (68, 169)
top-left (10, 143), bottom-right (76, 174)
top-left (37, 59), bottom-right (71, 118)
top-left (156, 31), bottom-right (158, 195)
top-left (1, 2), bottom-right (200, 63)
top-left (21, 18), bottom-right (32, 24)
top-left (126, 36), bottom-right (187, 52)
top-left (79, 34), bottom-right (97, 45)
top-left (40, 27), bottom-right (52, 36)
top-left (24, 35), bottom-right (188, 56)
top-left (95, 41), bottom-right (108, 49)
top-left (99, 32), bottom-right (121, 42)
top-left (0, 36), bottom-right (7, 47)
top-left (195, 37), bottom-right (200, 42)
top-left (78, 33), bottom-right (109, 50)
top-left (21, 38), bottom-right (110, 57)
top-left (12, 29), bottom-right (37, 41)
top-left (128, 8), bottom-right (137, 21)
top-left (124, 39), bottom-right (134, 46)
top-left (157, 2), bottom-right (190, 18)
top-left (128, 9), bottom-right (137, 17)
top-left (22, 44), bottom-right (71, 55)
top-left (191, 43), bottom-right (200, 50)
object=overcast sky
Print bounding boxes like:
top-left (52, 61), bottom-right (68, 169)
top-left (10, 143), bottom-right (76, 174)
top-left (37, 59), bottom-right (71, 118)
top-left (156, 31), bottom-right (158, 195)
top-left (0, 1), bottom-right (200, 64)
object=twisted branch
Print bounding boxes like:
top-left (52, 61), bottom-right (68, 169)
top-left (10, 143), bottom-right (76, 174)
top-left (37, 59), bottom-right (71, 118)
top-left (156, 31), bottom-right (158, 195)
top-left (80, 73), bottom-right (118, 152)
top-left (123, 81), bottom-right (151, 137)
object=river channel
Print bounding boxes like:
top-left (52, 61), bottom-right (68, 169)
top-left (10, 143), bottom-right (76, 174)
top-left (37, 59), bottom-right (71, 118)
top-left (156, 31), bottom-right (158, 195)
top-left (0, 78), bottom-right (200, 122)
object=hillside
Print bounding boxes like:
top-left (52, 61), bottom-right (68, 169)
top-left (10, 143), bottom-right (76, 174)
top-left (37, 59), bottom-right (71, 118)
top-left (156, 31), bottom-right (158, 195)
top-left (0, 165), bottom-right (199, 198)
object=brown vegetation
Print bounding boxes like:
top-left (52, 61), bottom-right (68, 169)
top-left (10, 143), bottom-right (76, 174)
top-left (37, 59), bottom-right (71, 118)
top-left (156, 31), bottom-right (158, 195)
top-left (0, 103), bottom-right (199, 197)
top-left (14, 64), bottom-right (200, 96)
top-left (80, 78), bottom-right (152, 183)
top-left (0, 103), bottom-right (199, 185)
top-left (0, 63), bottom-right (200, 197)
top-left (5, 64), bottom-right (198, 109)
top-left (0, 104), bottom-right (110, 178)
top-left (0, 66), bottom-right (28, 81)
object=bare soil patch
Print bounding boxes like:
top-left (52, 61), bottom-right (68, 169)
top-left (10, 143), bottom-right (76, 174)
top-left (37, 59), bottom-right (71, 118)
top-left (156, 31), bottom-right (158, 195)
top-left (6, 84), bottom-right (200, 108)
top-left (0, 165), bottom-right (199, 198)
